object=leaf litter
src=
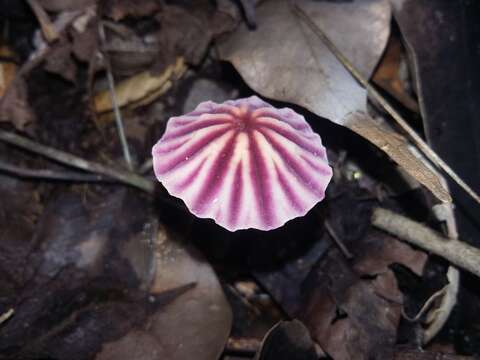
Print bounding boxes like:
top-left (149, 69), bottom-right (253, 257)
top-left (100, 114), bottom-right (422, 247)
top-left (1, 0), bottom-right (480, 359)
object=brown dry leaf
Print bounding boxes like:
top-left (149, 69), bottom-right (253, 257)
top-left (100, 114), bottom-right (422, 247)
top-left (103, 0), bottom-right (163, 21)
top-left (43, 38), bottom-right (77, 82)
top-left (0, 76), bottom-right (36, 130)
top-left (218, 0), bottom-right (450, 203)
top-left (299, 228), bottom-right (427, 360)
top-left (346, 113), bottom-right (451, 203)
top-left (253, 188), bottom-right (428, 360)
top-left (372, 35), bottom-right (419, 112)
top-left (0, 44), bottom-right (36, 130)
top-left (94, 57), bottom-right (186, 115)
top-left (0, 188), bottom-right (231, 359)
top-left (0, 172), bottom-right (42, 300)
top-left (0, 44), bottom-right (17, 98)
top-left (96, 224), bottom-right (233, 360)
top-left (301, 249), bottom-right (399, 360)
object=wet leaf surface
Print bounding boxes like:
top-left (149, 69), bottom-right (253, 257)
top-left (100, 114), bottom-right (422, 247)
top-left (219, 0), bottom-right (390, 122)
top-left (97, 224), bottom-right (233, 360)
top-left (218, 0), bottom-right (450, 203)
top-left (0, 188), bottom-right (231, 360)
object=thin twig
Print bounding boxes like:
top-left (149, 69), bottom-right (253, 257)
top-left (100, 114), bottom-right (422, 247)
top-left (26, 0), bottom-right (59, 42)
top-left (0, 308), bottom-right (14, 325)
top-left (291, 2), bottom-right (480, 206)
top-left (325, 220), bottom-right (354, 259)
top-left (0, 130), bottom-right (154, 193)
top-left (139, 158), bottom-right (153, 174)
top-left (0, 160), bottom-right (112, 182)
top-left (371, 207), bottom-right (480, 278)
top-left (98, 20), bottom-right (133, 170)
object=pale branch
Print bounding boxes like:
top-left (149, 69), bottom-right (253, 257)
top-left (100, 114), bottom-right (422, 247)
top-left (98, 20), bottom-right (133, 170)
top-left (371, 207), bottom-right (480, 278)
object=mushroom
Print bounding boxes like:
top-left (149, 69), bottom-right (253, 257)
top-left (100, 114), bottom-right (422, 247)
top-left (152, 96), bottom-right (332, 232)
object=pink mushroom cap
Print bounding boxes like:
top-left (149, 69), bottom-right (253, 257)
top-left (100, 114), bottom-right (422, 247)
top-left (152, 96), bottom-right (332, 232)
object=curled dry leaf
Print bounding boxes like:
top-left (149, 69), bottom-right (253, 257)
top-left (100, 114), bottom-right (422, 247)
top-left (97, 224), bottom-right (233, 360)
top-left (218, 0), bottom-right (450, 203)
top-left (94, 57), bottom-right (187, 115)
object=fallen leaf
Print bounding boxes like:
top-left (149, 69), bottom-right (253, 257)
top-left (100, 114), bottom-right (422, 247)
top-left (254, 320), bottom-right (318, 360)
top-left (253, 187), bottom-right (428, 360)
top-left (0, 172), bottom-right (42, 303)
top-left (218, 0), bottom-right (389, 121)
top-left (218, 0), bottom-right (450, 203)
top-left (346, 113), bottom-right (451, 203)
top-left (0, 44), bottom-right (17, 98)
top-left (0, 189), bottom-right (155, 358)
top-left (94, 57), bottom-right (186, 114)
top-left (103, 0), bottom-right (162, 21)
top-left (96, 224), bottom-right (233, 360)
top-left (0, 75), bottom-right (36, 130)
top-left (372, 35), bottom-right (419, 113)
top-left (43, 37), bottom-right (77, 82)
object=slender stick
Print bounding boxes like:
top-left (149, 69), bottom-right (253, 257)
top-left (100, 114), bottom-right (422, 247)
top-left (139, 158), bottom-right (153, 174)
top-left (0, 130), bottom-right (154, 193)
top-left (26, 0), bottom-right (59, 42)
top-left (371, 207), bottom-right (480, 278)
top-left (292, 2), bottom-right (480, 206)
top-left (98, 21), bottom-right (133, 170)
top-left (0, 160), bottom-right (112, 182)
top-left (0, 308), bottom-right (14, 325)
top-left (325, 220), bottom-right (354, 259)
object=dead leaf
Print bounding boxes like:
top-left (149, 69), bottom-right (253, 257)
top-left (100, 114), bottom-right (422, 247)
top-left (300, 247), bottom-right (400, 360)
top-left (96, 224), bottom-right (233, 360)
top-left (43, 37), bottom-right (77, 82)
top-left (94, 57), bottom-right (186, 114)
top-left (254, 320), bottom-right (318, 360)
top-left (103, 0), bottom-right (162, 21)
top-left (0, 172), bottom-right (42, 302)
top-left (0, 44), bottom-right (17, 98)
top-left (0, 76), bottom-right (36, 130)
top-left (346, 112), bottom-right (451, 203)
top-left (253, 187), bottom-right (428, 360)
top-left (218, 0), bottom-right (450, 203)
top-left (218, 0), bottom-right (389, 121)
top-left (372, 35), bottom-right (419, 113)
top-left (0, 189), bottom-right (155, 357)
